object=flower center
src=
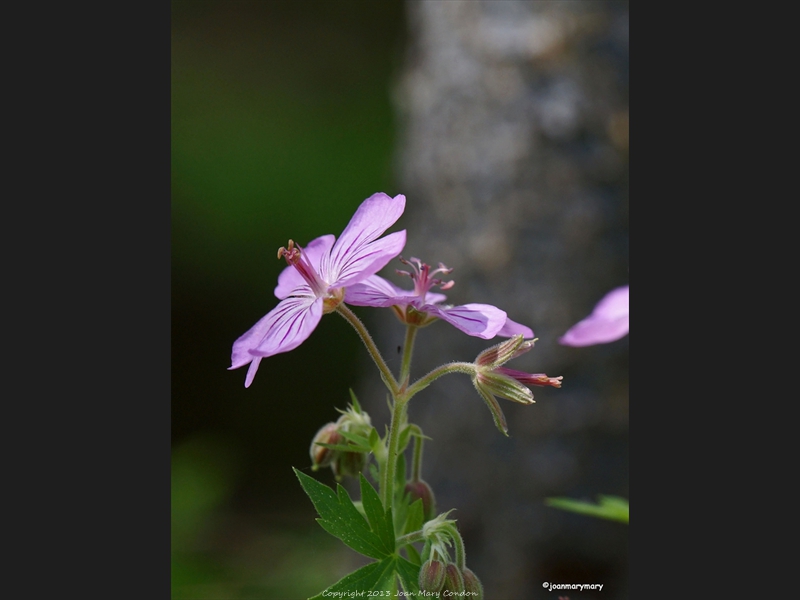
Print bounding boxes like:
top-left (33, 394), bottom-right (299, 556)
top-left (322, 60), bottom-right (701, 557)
top-left (277, 239), bottom-right (328, 296)
top-left (396, 257), bottom-right (454, 299)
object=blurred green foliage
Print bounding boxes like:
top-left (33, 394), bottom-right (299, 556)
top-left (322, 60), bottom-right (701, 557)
top-left (172, 0), bottom-right (406, 597)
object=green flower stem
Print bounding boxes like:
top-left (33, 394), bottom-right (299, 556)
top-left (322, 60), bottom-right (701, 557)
top-left (381, 396), bottom-right (408, 509)
top-left (396, 529), bottom-right (426, 546)
top-left (443, 523), bottom-right (466, 570)
top-left (399, 324), bottom-right (418, 387)
top-left (404, 362), bottom-right (477, 399)
top-left (336, 304), bottom-right (399, 396)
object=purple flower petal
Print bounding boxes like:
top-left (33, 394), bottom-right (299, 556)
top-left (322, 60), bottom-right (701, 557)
top-left (345, 275), bottom-right (414, 307)
top-left (323, 193), bottom-right (406, 285)
top-left (244, 356), bottom-right (262, 389)
top-left (250, 295), bottom-right (323, 358)
top-left (229, 295), bottom-right (323, 387)
top-left (274, 234), bottom-right (335, 299)
top-left (424, 303), bottom-right (508, 339)
top-left (345, 274), bottom-right (448, 308)
top-left (560, 285), bottom-right (629, 347)
top-left (331, 230), bottom-right (407, 288)
top-left (496, 317), bottom-right (534, 339)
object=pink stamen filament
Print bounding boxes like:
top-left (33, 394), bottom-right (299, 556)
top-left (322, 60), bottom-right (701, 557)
top-left (396, 256), bottom-right (455, 298)
top-left (277, 239), bottom-right (328, 296)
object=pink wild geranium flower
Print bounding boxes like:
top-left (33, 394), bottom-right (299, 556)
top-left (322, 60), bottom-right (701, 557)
top-left (559, 285), bottom-right (629, 347)
top-left (344, 257), bottom-right (533, 340)
top-left (230, 192), bottom-right (407, 387)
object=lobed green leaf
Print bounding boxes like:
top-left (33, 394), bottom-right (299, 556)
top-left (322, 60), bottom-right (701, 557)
top-left (294, 468), bottom-right (392, 559)
top-left (308, 557), bottom-right (395, 599)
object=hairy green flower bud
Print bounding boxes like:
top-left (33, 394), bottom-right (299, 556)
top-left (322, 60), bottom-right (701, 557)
top-left (309, 422), bottom-right (342, 470)
top-left (405, 479), bottom-right (437, 521)
top-left (442, 563), bottom-right (465, 594)
top-left (475, 334), bottom-right (533, 368)
top-left (331, 449), bottom-right (366, 480)
top-left (418, 559), bottom-right (446, 593)
top-left (461, 567), bottom-right (484, 600)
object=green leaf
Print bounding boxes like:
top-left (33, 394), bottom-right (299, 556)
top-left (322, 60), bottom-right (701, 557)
top-left (368, 463), bottom-right (380, 482)
top-left (337, 429), bottom-right (373, 451)
top-left (294, 468), bottom-right (393, 558)
top-left (309, 557), bottom-right (395, 600)
top-left (392, 453), bottom-right (408, 532)
top-left (395, 452), bottom-right (407, 490)
top-left (403, 543), bottom-right (421, 566)
top-left (545, 495), bottom-right (629, 523)
top-left (404, 498), bottom-right (425, 535)
top-left (394, 555), bottom-right (421, 594)
top-left (359, 474), bottom-right (395, 552)
top-left (368, 427), bottom-right (381, 452)
top-left (398, 424), bottom-right (412, 454)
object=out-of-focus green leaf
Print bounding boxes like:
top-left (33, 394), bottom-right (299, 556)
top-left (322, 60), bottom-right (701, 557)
top-left (545, 495), bottom-right (629, 523)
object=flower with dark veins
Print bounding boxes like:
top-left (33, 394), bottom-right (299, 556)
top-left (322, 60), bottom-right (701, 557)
top-left (345, 257), bottom-right (533, 340)
top-left (230, 192), bottom-right (407, 387)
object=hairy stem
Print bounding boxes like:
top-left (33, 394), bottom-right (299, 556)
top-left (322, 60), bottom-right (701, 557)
top-left (444, 523), bottom-right (466, 570)
top-left (399, 325), bottom-right (418, 387)
top-left (404, 362), bottom-right (477, 399)
top-left (396, 529), bottom-right (426, 546)
top-left (336, 304), bottom-right (399, 396)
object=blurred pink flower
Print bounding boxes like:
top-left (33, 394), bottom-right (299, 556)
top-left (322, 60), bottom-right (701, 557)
top-left (230, 192), bottom-right (407, 387)
top-left (559, 285), bottom-right (629, 347)
top-left (345, 257), bottom-right (533, 340)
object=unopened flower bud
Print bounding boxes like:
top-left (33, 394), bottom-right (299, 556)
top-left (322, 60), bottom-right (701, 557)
top-left (418, 559), bottom-right (446, 593)
top-left (475, 335), bottom-right (533, 369)
top-left (331, 449), bottom-right (366, 480)
top-left (461, 567), bottom-right (484, 600)
top-left (476, 371), bottom-right (535, 405)
top-left (442, 563), bottom-right (465, 594)
top-left (405, 479), bottom-right (437, 521)
top-left (309, 422), bottom-right (342, 470)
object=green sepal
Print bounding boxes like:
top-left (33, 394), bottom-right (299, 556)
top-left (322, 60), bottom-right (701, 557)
top-left (545, 495), bottom-right (629, 523)
top-left (348, 389), bottom-right (362, 413)
top-left (294, 468), bottom-right (393, 559)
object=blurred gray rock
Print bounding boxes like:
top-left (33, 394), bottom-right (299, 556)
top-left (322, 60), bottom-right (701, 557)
top-left (357, 1), bottom-right (629, 598)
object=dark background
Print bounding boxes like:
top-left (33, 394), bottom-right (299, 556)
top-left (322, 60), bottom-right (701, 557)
top-left (172, 2), bottom-right (412, 598)
top-left (172, 1), bottom-right (628, 598)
